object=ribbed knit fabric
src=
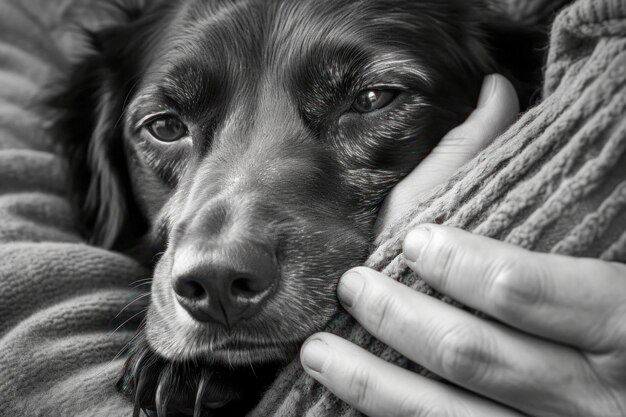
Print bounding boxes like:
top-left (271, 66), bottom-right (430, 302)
top-left (251, 0), bottom-right (626, 415)
top-left (0, 0), bottom-right (624, 417)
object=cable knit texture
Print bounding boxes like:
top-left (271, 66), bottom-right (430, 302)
top-left (0, 0), bottom-right (624, 416)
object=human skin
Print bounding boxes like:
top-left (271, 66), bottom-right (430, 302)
top-left (300, 75), bottom-right (626, 417)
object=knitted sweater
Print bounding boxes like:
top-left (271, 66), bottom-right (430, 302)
top-left (0, 0), bottom-right (624, 417)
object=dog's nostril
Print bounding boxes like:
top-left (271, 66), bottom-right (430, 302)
top-left (231, 276), bottom-right (261, 298)
top-left (173, 276), bottom-right (206, 299)
top-left (172, 241), bottom-right (278, 327)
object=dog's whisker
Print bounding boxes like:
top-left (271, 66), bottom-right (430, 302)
top-left (115, 293), bottom-right (151, 319)
top-left (130, 281), bottom-right (152, 289)
top-left (110, 308), bottom-right (147, 337)
top-left (130, 277), bottom-right (153, 286)
top-left (152, 251), bottom-right (166, 263)
top-left (108, 333), bottom-right (137, 365)
top-left (91, 323), bottom-right (149, 382)
top-left (131, 282), bottom-right (152, 289)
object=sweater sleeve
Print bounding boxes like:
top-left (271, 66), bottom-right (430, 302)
top-left (0, 1), bottom-right (141, 416)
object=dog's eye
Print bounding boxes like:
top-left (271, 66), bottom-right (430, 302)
top-left (146, 116), bottom-right (188, 142)
top-left (352, 89), bottom-right (396, 113)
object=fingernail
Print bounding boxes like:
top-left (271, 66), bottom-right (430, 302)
top-left (338, 271), bottom-right (364, 308)
top-left (301, 339), bottom-right (330, 374)
top-left (477, 74), bottom-right (498, 108)
top-left (404, 226), bottom-right (432, 263)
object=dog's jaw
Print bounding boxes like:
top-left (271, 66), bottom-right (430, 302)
top-left (145, 299), bottom-right (304, 366)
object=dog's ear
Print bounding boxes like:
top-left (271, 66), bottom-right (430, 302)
top-left (442, 0), bottom-right (546, 110)
top-left (478, 1), bottom-right (548, 109)
top-left (483, 19), bottom-right (547, 109)
top-left (49, 3), bottom-right (164, 249)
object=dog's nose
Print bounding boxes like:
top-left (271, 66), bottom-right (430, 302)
top-left (172, 241), bottom-right (277, 328)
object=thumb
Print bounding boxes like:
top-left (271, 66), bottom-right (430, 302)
top-left (375, 74), bottom-right (519, 235)
top-left (429, 73), bottom-right (519, 165)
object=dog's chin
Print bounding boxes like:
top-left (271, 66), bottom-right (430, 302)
top-left (147, 327), bottom-right (300, 366)
top-left (144, 300), bottom-right (303, 366)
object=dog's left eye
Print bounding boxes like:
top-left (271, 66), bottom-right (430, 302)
top-left (146, 116), bottom-right (188, 142)
top-left (351, 89), bottom-right (396, 113)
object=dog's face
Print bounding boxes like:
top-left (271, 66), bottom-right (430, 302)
top-left (128, 0), bottom-right (493, 367)
top-left (53, 0), bottom-right (497, 413)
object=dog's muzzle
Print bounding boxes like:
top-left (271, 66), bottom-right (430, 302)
top-left (170, 195), bottom-right (278, 328)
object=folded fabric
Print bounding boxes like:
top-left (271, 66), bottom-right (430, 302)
top-left (0, 0), bottom-right (623, 416)
top-left (0, 1), bottom-right (143, 416)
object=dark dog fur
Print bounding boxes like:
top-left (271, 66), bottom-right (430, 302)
top-left (49, 0), bottom-right (543, 415)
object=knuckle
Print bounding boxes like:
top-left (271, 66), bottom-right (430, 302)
top-left (433, 239), bottom-right (465, 288)
top-left (605, 266), bottom-right (626, 345)
top-left (563, 388), bottom-right (625, 417)
top-left (395, 395), bottom-right (475, 417)
top-left (346, 366), bottom-right (374, 407)
top-left (393, 396), bottom-right (422, 417)
top-left (436, 324), bottom-right (492, 384)
top-left (489, 258), bottom-right (546, 319)
top-left (603, 305), bottom-right (626, 353)
top-left (595, 388), bottom-right (626, 417)
top-left (368, 291), bottom-right (404, 338)
top-left (394, 396), bottom-right (451, 417)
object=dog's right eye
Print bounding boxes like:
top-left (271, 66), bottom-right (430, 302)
top-left (351, 89), bottom-right (397, 113)
top-left (146, 116), bottom-right (188, 142)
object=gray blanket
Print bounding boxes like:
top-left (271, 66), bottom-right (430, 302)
top-left (0, 1), bottom-right (146, 415)
top-left (0, 0), bottom-right (624, 416)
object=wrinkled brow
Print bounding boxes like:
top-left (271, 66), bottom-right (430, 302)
top-left (126, 89), bottom-right (172, 130)
top-left (126, 63), bottom-right (221, 127)
top-left (126, 43), bottom-right (432, 127)
top-left (361, 51), bottom-right (432, 88)
top-left (290, 42), bottom-right (432, 95)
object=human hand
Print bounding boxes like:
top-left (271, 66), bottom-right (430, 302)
top-left (374, 73), bottom-right (519, 234)
top-left (300, 225), bottom-right (626, 416)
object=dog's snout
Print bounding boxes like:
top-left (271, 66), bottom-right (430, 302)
top-left (172, 241), bottom-right (277, 327)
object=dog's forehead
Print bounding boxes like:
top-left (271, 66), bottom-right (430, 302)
top-left (129, 0), bottom-right (481, 127)
top-left (162, 0), bottom-right (470, 72)
top-left (138, 0), bottom-right (462, 99)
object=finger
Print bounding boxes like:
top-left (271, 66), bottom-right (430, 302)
top-left (336, 267), bottom-right (604, 417)
top-left (300, 332), bottom-right (523, 417)
top-left (376, 74), bottom-right (519, 234)
top-left (403, 225), bottom-right (626, 352)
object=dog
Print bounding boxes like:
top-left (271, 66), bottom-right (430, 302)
top-left (49, 0), bottom-right (542, 415)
